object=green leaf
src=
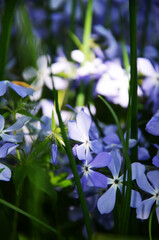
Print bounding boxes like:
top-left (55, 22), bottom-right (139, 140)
top-left (51, 110), bottom-right (56, 130)
top-left (68, 31), bottom-right (83, 50)
top-left (83, 0), bottom-right (93, 61)
top-left (49, 172), bottom-right (72, 188)
top-left (13, 165), bottom-right (28, 194)
top-left (0, 168), bottom-right (5, 173)
top-left (29, 139), bottom-right (50, 161)
top-left (26, 164), bottom-right (57, 202)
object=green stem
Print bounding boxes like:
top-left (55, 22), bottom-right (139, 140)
top-left (149, 204), bottom-right (158, 240)
top-left (129, 0), bottom-right (138, 163)
top-left (76, 80), bottom-right (85, 106)
top-left (53, 88), bottom-right (93, 240)
top-left (83, 0), bottom-right (93, 61)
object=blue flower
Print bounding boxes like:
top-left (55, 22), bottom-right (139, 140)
top-left (0, 80), bottom-right (34, 98)
top-left (0, 115), bottom-right (31, 143)
top-left (67, 110), bottom-right (103, 161)
top-left (97, 150), bottom-right (141, 214)
top-left (135, 170), bottom-right (159, 222)
top-left (0, 142), bottom-right (18, 158)
top-left (40, 115), bottom-right (64, 164)
top-left (80, 152), bottom-right (111, 190)
top-left (103, 132), bottom-right (137, 152)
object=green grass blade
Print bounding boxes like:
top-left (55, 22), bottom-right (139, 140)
top-left (0, 198), bottom-right (64, 239)
top-left (83, 0), bottom-right (93, 61)
top-left (98, 95), bottom-right (132, 235)
top-left (0, 0), bottom-right (17, 80)
top-left (129, 0), bottom-right (138, 163)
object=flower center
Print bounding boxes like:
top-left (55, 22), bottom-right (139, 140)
top-left (155, 192), bottom-right (159, 202)
top-left (82, 164), bottom-right (91, 176)
top-left (114, 179), bottom-right (119, 184)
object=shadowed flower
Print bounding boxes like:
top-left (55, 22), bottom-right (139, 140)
top-left (0, 142), bottom-right (19, 158)
top-left (0, 163), bottom-right (11, 181)
top-left (0, 80), bottom-right (34, 98)
top-left (23, 55), bottom-right (52, 100)
top-left (0, 115), bottom-right (31, 143)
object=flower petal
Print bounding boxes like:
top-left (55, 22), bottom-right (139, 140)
top-left (147, 170), bottom-right (159, 191)
top-left (103, 133), bottom-right (120, 145)
top-left (108, 150), bottom-right (122, 177)
top-left (131, 162), bottom-right (145, 180)
top-left (0, 143), bottom-right (18, 158)
top-left (67, 121), bottom-right (84, 142)
top-left (22, 67), bottom-right (37, 80)
top-left (50, 144), bottom-right (57, 164)
top-left (145, 111), bottom-right (159, 136)
top-left (0, 81), bottom-right (7, 96)
top-left (80, 174), bottom-right (88, 191)
top-left (4, 116), bottom-right (31, 132)
top-left (97, 185), bottom-right (117, 214)
top-left (137, 197), bottom-right (154, 220)
top-left (138, 147), bottom-right (150, 161)
top-left (90, 140), bottom-right (103, 154)
top-left (8, 81), bottom-right (34, 98)
top-left (89, 152), bottom-right (111, 168)
top-left (131, 190), bottom-right (142, 208)
top-left (0, 163), bottom-right (11, 181)
top-left (2, 133), bottom-right (23, 143)
top-left (0, 115), bottom-right (5, 131)
top-left (76, 143), bottom-right (92, 161)
top-left (137, 58), bottom-right (156, 77)
top-left (88, 170), bottom-right (107, 188)
top-left (152, 155), bottom-right (159, 167)
top-left (76, 110), bottom-right (91, 140)
top-left (136, 172), bottom-right (155, 195)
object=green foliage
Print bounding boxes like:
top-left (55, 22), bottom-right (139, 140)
top-left (49, 172), bottom-right (72, 188)
top-left (26, 164), bottom-right (57, 202)
top-left (0, 0), bottom-right (17, 80)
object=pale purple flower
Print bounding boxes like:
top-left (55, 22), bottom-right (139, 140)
top-left (0, 80), bottom-right (34, 98)
top-left (67, 110), bottom-right (103, 161)
top-left (135, 170), bottom-right (159, 222)
top-left (0, 142), bottom-right (18, 158)
top-left (23, 55), bottom-right (52, 100)
top-left (137, 58), bottom-right (159, 113)
top-left (94, 25), bottom-right (118, 59)
top-left (96, 59), bottom-right (142, 108)
top-left (0, 115), bottom-right (31, 143)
